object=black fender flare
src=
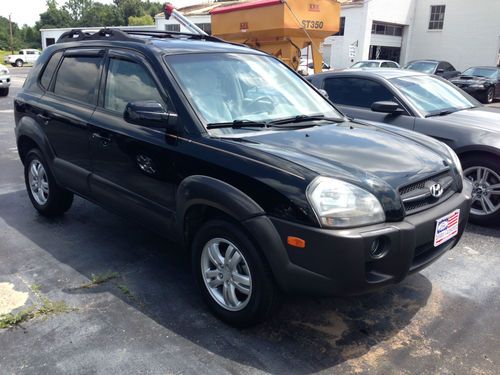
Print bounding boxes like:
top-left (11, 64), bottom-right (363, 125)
top-left (176, 175), bottom-right (265, 236)
top-left (16, 115), bottom-right (55, 165)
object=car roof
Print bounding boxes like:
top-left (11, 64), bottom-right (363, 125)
top-left (313, 68), bottom-right (426, 80)
top-left (150, 38), bottom-right (259, 55)
top-left (463, 66), bottom-right (499, 70)
top-left (406, 59), bottom-right (441, 64)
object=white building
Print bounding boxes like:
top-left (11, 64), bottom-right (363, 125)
top-left (324, 0), bottom-right (500, 70)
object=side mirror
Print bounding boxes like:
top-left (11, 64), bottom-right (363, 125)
top-left (318, 89), bottom-right (329, 99)
top-left (124, 101), bottom-right (178, 129)
top-left (371, 101), bottom-right (401, 114)
top-left (436, 68), bottom-right (444, 74)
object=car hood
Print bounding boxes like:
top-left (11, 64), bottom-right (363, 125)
top-left (238, 121), bottom-right (447, 190)
top-left (442, 106), bottom-right (500, 132)
top-left (451, 75), bottom-right (493, 85)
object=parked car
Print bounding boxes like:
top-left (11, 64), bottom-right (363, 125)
top-left (4, 49), bottom-right (41, 67)
top-left (350, 60), bottom-right (400, 69)
top-left (403, 60), bottom-right (460, 80)
top-left (0, 64), bottom-right (10, 96)
top-left (15, 29), bottom-right (471, 326)
top-left (450, 66), bottom-right (500, 104)
top-left (298, 59), bottom-right (331, 76)
top-left (308, 68), bottom-right (499, 225)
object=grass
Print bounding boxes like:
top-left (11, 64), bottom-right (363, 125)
top-left (76, 271), bottom-right (120, 289)
top-left (0, 285), bottom-right (73, 329)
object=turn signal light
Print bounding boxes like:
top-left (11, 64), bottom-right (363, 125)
top-left (287, 236), bottom-right (306, 248)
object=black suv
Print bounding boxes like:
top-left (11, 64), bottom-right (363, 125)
top-left (14, 29), bottom-right (472, 326)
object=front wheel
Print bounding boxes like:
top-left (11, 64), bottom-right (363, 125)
top-left (463, 155), bottom-right (500, 225)
top-left (15, 59), bottom-right (23, 67)
top-left (24, 149), bottom-right (74, 217)
top-left (483, 87), bottom-right (495, 104)
top-left (191, 219), bottom-right (279, 327)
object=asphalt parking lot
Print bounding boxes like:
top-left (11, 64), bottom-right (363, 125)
top-left (0, 68), bottom-right (499, 374)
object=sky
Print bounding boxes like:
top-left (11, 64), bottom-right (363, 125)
top-left (1, 0), bottom-right (207, 27)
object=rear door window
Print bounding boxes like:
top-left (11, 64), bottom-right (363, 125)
top-left (53, 55), bottom-right (102, 105)
top-left (323, 77), bottom-right (394, 108)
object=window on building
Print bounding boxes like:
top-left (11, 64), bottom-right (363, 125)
top-left (323, 77), bottom-right (394, 109)
top-left (165, 24), bottom-right (181, 32)
top-left (371, 22), bottom-right (403, 36)
top-left (40, 51), bottom-right (62, 90)
top-left (45, 38), bottom-right (56, 47)
top-left (104, 58), bottom-right (164, 114)
top-left (53, 56), bottom-right (102, 105)
top-left (195, 23), bottom-right (212, 35)
top-left (429, 5), bottom-right (445, 30)
top-left (333, 17), bottom-right (345, 36)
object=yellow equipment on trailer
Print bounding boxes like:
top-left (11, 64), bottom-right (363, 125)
top-left (210, 0), bottom-right (341, 74)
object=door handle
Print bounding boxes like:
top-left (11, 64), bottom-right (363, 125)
top-left (92, 132), bottom-right (112, 146)
top-left (37, 113), bottom-right (51, 124)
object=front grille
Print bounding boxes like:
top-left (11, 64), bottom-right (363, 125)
top-left (399, 169), bottom-right (456, 215)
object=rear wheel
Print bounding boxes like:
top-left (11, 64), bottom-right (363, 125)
top-left (462, 155), bottom-right (500, 225)
top-left (0, 87), bottom-right (8, 97)
top-left (15, 59), bottom-right (23, 68)
top-left (24, 149), bottom-right (74, 217)
top-left (191, 219), bottom-right (279, 327)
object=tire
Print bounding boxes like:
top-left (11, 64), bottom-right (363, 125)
top-left (24, 149), bottom-right (74, 217)
top-left (462, 155), bottom-right (500, 226)
top-left (191, 219), bottom-right (279, 327)
top-left (15, 59), bottom-right (23, 67)
top-left (482, 87), bottom-right (495, 104)
top-left (0, 87), bottom-right (8, 97)
top-left (11, 63), bottom-right (16, 67)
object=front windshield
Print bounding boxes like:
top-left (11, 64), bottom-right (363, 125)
top-left (462, 67), bottom-right (497, 79)
top-left (351, 61), bottom-right (379, 68)
top-left (404, 61), bottom-right (438, 74)
top-left (165, 53), bottom-right (342, 132)
top-left (391, 75), bottom-right (478, 116)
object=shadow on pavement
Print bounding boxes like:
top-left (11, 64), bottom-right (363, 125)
top-left (0, 190), bottom-right (433, 374)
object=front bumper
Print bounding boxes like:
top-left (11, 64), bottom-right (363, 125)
top-left (0, 75), bottom-right (11, 88)
top-left (244, 181), bottom-right (472, 296)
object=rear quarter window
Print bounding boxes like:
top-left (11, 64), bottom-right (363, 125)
top-left (53, 55), bottom-right (102, 105)
top-left (40, 51), bottom-right (63, 90)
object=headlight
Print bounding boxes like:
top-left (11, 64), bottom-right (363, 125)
top-left (443, 143), bottom-right (463, 180)
top-left (306, 177), bottom-right (385, 228)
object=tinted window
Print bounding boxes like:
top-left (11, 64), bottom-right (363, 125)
top-left (53, 56), bottom-right (102, 105)
top-left (40, 51), bottom-right (62, 90)
top-left (405, 61), bottom-right (438, 74)
top-left (324, 77), bottom-right (394, 108)
top-left (104, 58), bottom-right (164, 113)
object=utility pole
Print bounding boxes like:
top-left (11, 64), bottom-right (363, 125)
top-left (9, 14), bottom-right (14, 55)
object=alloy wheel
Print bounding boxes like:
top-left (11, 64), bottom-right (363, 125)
top-left (465, 166), bottom-right (500, 216)
top-left (201, 238), bottom-right (252, 311)
top-left (28, 159), bottom-right (49, 205)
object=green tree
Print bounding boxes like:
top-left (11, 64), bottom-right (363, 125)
top-left (128, 14), bottom-right (154, 26)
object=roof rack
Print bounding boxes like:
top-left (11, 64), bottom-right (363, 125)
top-left (56, 28), bottom-right (232, 45)
top-left (57, 28), bottom-right (146, 44)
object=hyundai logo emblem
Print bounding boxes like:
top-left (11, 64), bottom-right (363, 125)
top-left (429, 183), bottom-right (443, 198)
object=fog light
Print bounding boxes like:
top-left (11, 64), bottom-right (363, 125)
top-left (370, 237), bottom-right (388, 259)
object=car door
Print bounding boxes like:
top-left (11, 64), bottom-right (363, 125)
top-left (26, 50), bottom-right (37, 64)
top-left (322, 76), bottom-right (416, 130)
top-left (89, 49), bottom-right (178, 234)
top-left (36, 48), bottom-right (103, 195)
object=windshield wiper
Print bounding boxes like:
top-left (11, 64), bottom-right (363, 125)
top-left (425, 109), bottom-right (457, 117)
top-left (206, 119), bottom-right (269, 130)
top-left (268, 114), bottom-right (345, 126)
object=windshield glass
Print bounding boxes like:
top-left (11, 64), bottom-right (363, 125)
top-left (391, 75), bottom-right (478, 116)
top-left (462, 67), bottom-right (497, 79)
top-left (165, 53), bottom-right (342, 133)
top-left (351, 61), bottom-right (379, 68)
top-left (404, 61), bottom-right (438, 74)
